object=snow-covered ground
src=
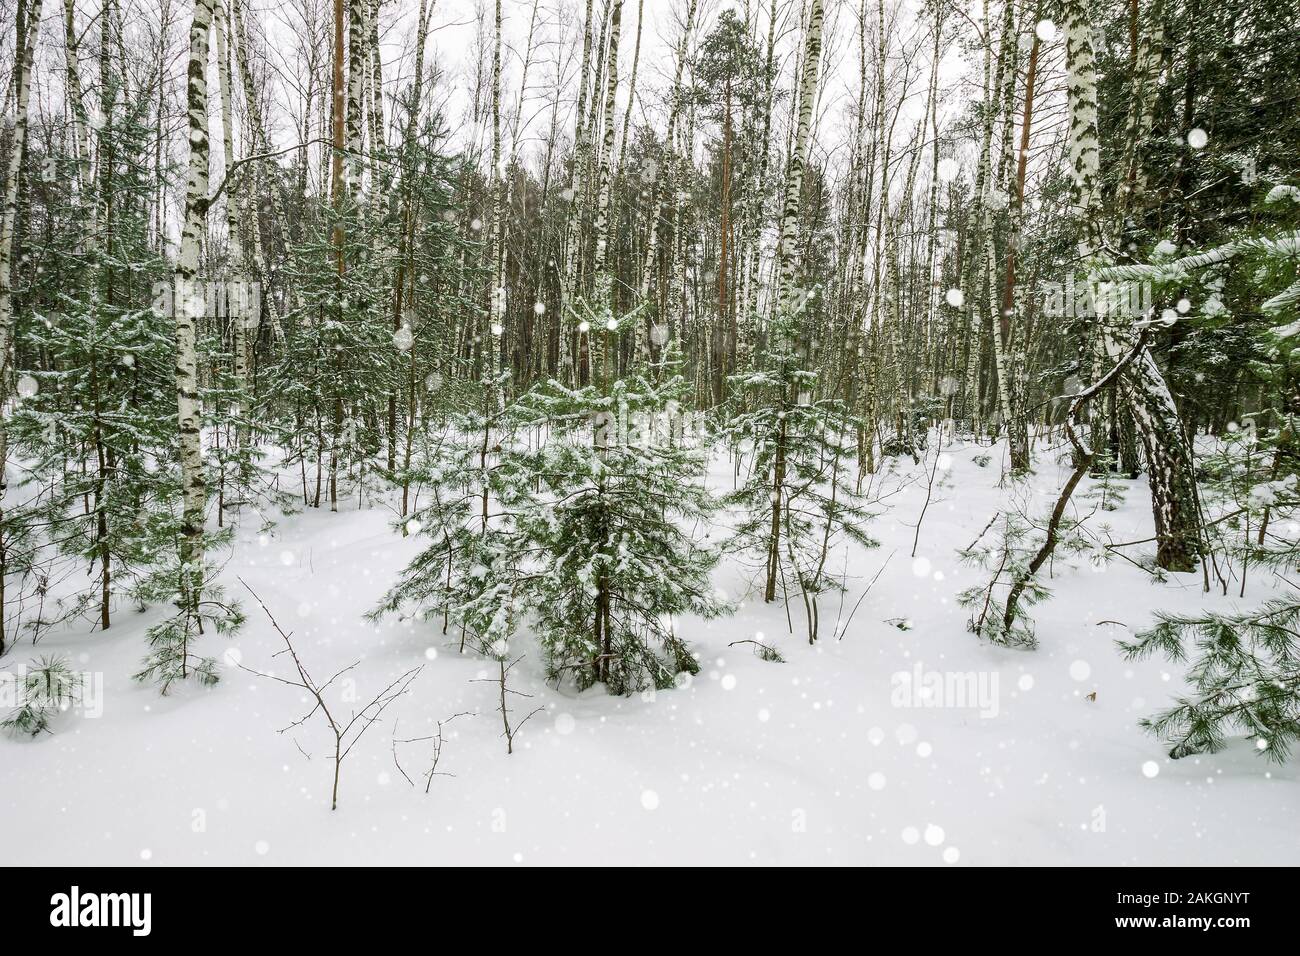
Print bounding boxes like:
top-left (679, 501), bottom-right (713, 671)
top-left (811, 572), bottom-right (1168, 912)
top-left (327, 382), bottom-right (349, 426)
top-left (4, 434), bottom-right (1297, 866)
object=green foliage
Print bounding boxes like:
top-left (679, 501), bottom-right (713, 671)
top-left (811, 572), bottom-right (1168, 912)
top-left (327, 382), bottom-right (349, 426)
top-left (265, 124), bottom-right (481, 507)
top-left (725, 309), bottom-right (877, 639)
top-left (1081, 454), bottom-right (1129, 512)
top-left (1120, 601), bottom-right (1300, 762)
top-left (958, 507), bottom-right (1100, 648)
top-left (5, 81), bottom-right (185, 638)
top-left (1, 656), bottom-right (82, 737)
top-left (957, 513), bottom-right (1046, 648)
top-left (510, 370), bottom-right (730, 692)
top-left (371, 377), bottom-right (524, 657)
top-left (380, 309), bottom-right (732, 694)
top-left (132, 550), bottom-right (245, 694)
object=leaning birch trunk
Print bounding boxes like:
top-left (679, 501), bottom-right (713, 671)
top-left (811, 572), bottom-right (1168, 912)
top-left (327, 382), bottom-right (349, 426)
top-left (1062, 0), bottom-right (1201, 572)
top-left (176, 0), bottom-right (214, 611)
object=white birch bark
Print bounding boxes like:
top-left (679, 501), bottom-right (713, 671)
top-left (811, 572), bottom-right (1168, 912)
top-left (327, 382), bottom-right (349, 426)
top-left (215, 0), bottom-right (249, 448)
top-left (176, 0), bottom-right (215, 589)
top-left (635, 0), bottom-right (697, 305)
top-left (1062, 0), bottom-right (1201, 572)
top-left (556, 0), bottom-right (598, 380)
top-left (62, 0), bottom-right (93, 198)
top-left (345, 0), bottom-right (366, 193)
top-left (775, 0), bottom-right (825, 322)
top-left (0, 0), bottom-right (46, 500)
top-left (591, 0), bottom-right (622, 278)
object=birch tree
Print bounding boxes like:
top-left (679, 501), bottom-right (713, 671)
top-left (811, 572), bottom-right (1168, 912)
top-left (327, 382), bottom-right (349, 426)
top-left (1062, 0), bottom-right (1202, 572)
top-left (175, 0), bottom-right (214, 627)
top-left (0, 0), bottom-right (44, 653)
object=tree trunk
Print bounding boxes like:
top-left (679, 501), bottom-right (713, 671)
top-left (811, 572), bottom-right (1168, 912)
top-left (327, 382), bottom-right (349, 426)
top-left (1062, 0), bottom-right (1201, 572)
top-left (176, 0), bottom-right (214, 610)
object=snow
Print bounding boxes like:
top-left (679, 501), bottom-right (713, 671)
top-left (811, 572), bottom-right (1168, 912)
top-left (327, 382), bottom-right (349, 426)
top-left (1265, 184), bottom-right (1300, 205)
top-left (3, 435), bottom-right (1297, 866)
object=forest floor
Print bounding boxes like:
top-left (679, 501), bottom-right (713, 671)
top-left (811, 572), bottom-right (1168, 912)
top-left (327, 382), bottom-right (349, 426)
top-left (4, 430), bottom-right (1297, 866)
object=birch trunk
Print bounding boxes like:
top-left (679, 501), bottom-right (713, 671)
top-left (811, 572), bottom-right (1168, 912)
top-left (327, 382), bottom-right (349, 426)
top-left (487, 0), bottom-right (504, 388)
top-left (635, 0), bottom-right (697, 310)
top-left (1062, 0), bottom-right (1201, 572)
top-left (0, 0), bottom-right (44, 652)
top-left (231, 0), bottom-right (290, 336)
top-left (215, 0), bottom-right (249, 455)
top-left (62, 0), bottom-right (93, 198)
top-left (558, 0), bottom-right (598, 381)
top-left (774, 0), bottom-right (825, 321)
top-left (591, 0), bottom-right (622, 279)
top-left (345, 0), bottom-right (366, 193)
top-left (176, 0), bottom-right (214, 603)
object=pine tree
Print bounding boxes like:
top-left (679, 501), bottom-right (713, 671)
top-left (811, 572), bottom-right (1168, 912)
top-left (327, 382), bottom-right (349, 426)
top-left (725, 304), bottom-right (877, 642)
top-left (1120, 602), bottom-right (1300, 762)
top-left (1114, 184), bottom-right (1300, 761)
top-left (510, 345), bottom-right (728, 692)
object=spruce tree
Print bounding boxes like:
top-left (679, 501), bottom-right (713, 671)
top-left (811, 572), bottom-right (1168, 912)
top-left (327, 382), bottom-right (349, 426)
top-left (725, 306), bottom-right (877, 642)
top-left (509, 346), bottom-right (728, 693)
